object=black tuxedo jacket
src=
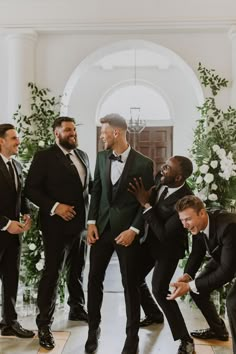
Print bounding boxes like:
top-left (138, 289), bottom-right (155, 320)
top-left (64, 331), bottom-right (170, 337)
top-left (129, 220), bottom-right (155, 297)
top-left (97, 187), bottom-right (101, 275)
top-left (185, 211), bottom-right (236, 293)
top-left (143, 179), bottom-right (193, 259)
top-left (0, 156), bottom-right (29, 230)
top-left (25, 144), bottom-right (92, 235)
top-left (88, 148), bottom-right (154, 237)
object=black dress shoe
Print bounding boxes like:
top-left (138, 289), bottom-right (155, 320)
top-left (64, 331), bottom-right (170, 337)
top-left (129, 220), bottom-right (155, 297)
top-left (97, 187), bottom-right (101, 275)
top-left (1, 322), bottom-right (35, 338)
top-left (68, 308), bottom-right (88, 322)
top-left (85, 327), bottom-right (101, 353)
top-left (190, 328), bottom-right (229, 341)
top-left (139, 314), bottom-right (164, 327)
top-left (38, 327), bottom-right (55, 350)
top-left (121, 335), bottom-right (139, 354)
top-left (177, 339), bottom-right (195, 354)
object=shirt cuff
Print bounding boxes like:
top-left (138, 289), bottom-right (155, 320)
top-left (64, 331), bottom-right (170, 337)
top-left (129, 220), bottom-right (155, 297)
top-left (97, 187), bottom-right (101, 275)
top-left (130, 226), bottom-right (140, 235)
top-left (51, 202), bottom-right (59, 216)
top-left (87, 220), bottom-right (96, 225)
top-left (189, 280), bottom-right (199, 294)
top-left (1, 220), bottom-right (11, 231)
top-left (143, 206), bottom-right (152, 214)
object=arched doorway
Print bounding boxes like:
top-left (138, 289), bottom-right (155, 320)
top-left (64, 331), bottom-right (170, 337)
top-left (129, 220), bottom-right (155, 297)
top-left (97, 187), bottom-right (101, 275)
top-left (61, 39), bottom-right (204, 172)
top-left (96, 82), bottom-right (173, 173)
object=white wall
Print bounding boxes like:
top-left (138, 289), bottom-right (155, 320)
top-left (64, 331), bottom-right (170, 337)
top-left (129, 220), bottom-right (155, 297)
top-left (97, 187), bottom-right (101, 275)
top-left (0, 22), bottom-right (233, 172)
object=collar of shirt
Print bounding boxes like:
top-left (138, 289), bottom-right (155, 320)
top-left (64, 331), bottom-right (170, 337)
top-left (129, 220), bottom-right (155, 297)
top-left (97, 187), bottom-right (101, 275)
top-left (57, 143), bottom-right (74, 156)
top-left (158, 182), bottom-right (185, 198)
top-left (201, 215), bottom-right (210, 238)
top-left (0, 153), bottom-right (11, 164)
top-left (112, 145), bottom-right (131, 163)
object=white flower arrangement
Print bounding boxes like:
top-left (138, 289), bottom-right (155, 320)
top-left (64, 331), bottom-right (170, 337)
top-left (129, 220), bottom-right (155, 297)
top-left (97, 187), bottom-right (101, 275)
top-left (189, 64), bottom-right (236, 209)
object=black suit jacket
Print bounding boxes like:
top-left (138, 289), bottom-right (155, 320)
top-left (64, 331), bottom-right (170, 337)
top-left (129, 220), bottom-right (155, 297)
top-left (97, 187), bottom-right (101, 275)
top-left (0, 156), bottom-right (29, 230)
top-left (185, 211), bottom-right (236, 293)
top-left (25, 144), bottom-right (92, 235)
top-left (88, 148), bottom-right (154, 237)
top-left (143, 179), bottom-right (193, 259)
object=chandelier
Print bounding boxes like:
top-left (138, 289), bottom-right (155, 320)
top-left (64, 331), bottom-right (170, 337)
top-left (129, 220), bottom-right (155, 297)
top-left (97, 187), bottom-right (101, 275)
top-left (127, 49), bottom-right (146, 134)
top-left (127, 107), bottom-right (146, 134)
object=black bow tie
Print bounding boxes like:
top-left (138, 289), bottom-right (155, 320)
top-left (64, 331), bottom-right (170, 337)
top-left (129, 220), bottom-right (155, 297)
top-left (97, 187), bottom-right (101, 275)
top-left (109, 154), bottom-right (123, 163)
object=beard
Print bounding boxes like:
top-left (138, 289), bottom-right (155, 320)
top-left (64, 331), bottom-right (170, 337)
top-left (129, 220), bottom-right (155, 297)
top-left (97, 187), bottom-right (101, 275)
top-left (160, 174), bottom-right (176, 187)
top-left (58, 135), bottom-right (78, 150)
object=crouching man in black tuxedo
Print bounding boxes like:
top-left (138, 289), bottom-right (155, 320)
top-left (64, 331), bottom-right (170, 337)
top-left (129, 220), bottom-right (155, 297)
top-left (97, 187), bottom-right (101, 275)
top-left (168, 195), bottom-right (236, 353)
top-left (0, 123), bottom-right (34, 338)
top-left (25, 117), bottom-right (92, 350)
top-left (129, 156), bottom-right (195, 354)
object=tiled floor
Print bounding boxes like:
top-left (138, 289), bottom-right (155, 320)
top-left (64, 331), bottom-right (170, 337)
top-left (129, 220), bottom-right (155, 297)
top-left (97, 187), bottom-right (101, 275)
top-left (0, 255), bottom-right (233, 354)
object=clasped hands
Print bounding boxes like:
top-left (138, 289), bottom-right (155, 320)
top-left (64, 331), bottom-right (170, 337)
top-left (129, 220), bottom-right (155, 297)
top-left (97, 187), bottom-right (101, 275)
top-left (167, 273), bottom-right (191, 300)
top-left (87, 224), bottom-right (136, 247)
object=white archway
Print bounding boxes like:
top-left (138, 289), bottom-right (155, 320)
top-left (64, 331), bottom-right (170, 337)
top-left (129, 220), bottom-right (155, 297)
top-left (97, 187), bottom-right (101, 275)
top-left (60, 39), bottom-right (204, 171)
top-left (61, 39), bottom-right (204, 115)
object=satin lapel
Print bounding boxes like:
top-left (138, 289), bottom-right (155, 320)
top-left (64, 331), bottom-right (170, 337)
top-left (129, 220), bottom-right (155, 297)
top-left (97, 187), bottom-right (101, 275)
top-left (208, 213), bottom-right (217, 250)
top-left (12, 159), bottom-right (22, 194)
top-left (74, 149), bottom-right (88, 189)
top-left (112, 148), bottom-right (136, 201)
top-left (54, 145), bottom-right (80, 179)
top-left (0, 156), bottom-right (15, 190)
top-left (105, 152), bottom-right (112, 203)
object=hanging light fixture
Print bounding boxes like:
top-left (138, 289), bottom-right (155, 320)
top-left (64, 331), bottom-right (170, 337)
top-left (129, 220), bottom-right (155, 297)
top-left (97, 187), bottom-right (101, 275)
top-left (127, 49), bottom-right (146, 134)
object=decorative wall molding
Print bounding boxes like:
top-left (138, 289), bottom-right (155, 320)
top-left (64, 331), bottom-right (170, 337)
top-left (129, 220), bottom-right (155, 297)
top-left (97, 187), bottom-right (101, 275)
top-left (1, 19), bottom-right (236, 35)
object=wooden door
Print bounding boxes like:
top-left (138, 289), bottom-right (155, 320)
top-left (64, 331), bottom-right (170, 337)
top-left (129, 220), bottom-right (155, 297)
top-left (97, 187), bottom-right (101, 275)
top-left (97, 126), bottom-right (172, 175)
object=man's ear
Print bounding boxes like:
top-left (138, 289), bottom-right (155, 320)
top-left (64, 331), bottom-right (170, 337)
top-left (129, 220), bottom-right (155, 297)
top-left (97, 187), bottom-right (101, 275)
top-left (113, 128), bottom-right (119, 138)
top-left (175, 175), bottom-right (183, 183)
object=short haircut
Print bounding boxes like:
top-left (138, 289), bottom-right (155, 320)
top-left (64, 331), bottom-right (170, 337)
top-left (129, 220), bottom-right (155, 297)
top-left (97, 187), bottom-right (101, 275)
top-left (100, 113), bottom-right (127, 130)
top-left (52, 116), bottom-right (75, 131)
top-left (176, 195), bottom-right (205, 214)
top-left (0, 124), bottom-right (15, 138)
top-left (173, 155), bottom-right (193, 179)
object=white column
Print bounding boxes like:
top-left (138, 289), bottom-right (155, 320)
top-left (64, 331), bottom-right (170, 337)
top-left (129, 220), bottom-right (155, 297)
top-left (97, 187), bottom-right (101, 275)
top-left (229, 27), bottom-right (236, 108)
top-left (6, 30), bottom-right (37, 122)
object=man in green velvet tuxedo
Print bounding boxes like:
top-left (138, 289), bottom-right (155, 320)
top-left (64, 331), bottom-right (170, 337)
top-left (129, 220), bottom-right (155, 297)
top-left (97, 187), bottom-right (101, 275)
top-left (85, 114), bottom-right (154, 354)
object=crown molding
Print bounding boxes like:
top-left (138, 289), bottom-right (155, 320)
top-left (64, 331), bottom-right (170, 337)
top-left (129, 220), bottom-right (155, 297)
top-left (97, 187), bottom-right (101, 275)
top-left (0, 18), bottom-right (236, 35)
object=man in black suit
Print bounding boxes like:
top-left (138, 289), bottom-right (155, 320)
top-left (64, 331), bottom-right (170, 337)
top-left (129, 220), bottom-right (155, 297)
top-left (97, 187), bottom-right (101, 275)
top-left (129, 156), bottom-right (195, 354)
top-left (168, 195), bottom-right (236, 353)
top-left (0, 123), bottom-right (34, 338)
top-left (25, 116), bottom-right (92, 350)
top-left (85, 114), bottom-right (154, 354)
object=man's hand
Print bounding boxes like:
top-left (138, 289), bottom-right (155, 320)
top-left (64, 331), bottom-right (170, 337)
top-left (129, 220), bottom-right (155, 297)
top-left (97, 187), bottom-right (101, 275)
top-left (21, 214), bottom-right (31, 232)
top-left (54, 203), bottom-right (76, 221)
top-left (115, 229), bottom-right (136, 247)
top-left (7, 220), bottom-right (25, 234)
top-left (166, 282), bottom-right (190, 300)
top-left (128, 177), bottom-right (154, 207)
top-left (177, 273), bottom-right (192, 283)
top-left (87, 224), bottom-right (99, 245)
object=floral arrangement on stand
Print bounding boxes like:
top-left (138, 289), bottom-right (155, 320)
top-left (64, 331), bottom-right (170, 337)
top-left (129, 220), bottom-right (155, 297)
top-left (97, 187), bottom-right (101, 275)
top-left (14, 82), bottom-right (66, 306)
top-left (189, 63), bottom-right (236, 209)
top-left (180, 63), bottom-right (236, 314)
